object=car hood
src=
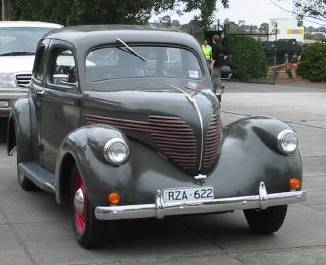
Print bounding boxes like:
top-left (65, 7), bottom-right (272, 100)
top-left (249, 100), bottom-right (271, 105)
top-left (0, 56), bottom-right (34, 73)
top-left (82, 83), bottom-right (223, 176)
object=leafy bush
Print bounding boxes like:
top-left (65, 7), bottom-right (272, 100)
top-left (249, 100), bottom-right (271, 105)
top-left (297, 44), bottom-right (326, 82)
top-left (226, 35), bottom-right (268, 81)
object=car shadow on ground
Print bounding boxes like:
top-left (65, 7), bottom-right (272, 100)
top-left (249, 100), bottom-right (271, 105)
top-left (9, 186), bottom-right (273, 253)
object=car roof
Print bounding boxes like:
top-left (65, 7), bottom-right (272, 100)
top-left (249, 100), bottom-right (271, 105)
top-left (0, 21), bottom-right (63, 28)
top-left (43, 25), bottom-right (201, 53)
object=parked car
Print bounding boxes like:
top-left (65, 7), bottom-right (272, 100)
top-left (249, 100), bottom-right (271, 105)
top-left (0, 21), bottom-right (62, 119)
top-left (7, 25), bottom-right (306, 248)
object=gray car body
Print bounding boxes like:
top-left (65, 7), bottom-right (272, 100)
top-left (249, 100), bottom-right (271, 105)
top-left (7, 25), bottom-right (302, 210)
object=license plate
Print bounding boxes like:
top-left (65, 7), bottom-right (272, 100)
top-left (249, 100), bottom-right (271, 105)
top-left (162, 186), bottom-right (214, 203)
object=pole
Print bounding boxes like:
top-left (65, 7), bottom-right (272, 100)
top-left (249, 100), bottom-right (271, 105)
top-left (2, 0), bottom-right (10, 21)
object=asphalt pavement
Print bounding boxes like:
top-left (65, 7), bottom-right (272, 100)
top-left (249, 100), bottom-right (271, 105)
top-left (0, 81), bottom-right (325, 265)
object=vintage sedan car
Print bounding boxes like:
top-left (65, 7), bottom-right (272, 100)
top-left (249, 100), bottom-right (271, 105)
top-left (7, 25), bottom-right (306, 248)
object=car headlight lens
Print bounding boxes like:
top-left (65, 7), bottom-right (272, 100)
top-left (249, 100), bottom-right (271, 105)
top-left (103, 138), bottom-right (129, 165)
top-left (0, 73), bottom-right (16, 88)
top-left (277, 129), bottom-right (298, 155)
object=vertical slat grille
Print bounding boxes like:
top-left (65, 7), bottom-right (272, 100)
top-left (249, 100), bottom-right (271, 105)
top-left (86, 114), bottom-right (198, 174)
top-left (15, 74), bottom-right (32, 88)
top-left (149, 116), bottom-right (198, 174)
top-left (85, 113), bottom-right (223, 175)
top-left (202, 113), bottom-right (223, 171)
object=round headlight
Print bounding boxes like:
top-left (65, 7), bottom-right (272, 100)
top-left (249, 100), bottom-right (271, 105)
top-left (103, 138), bottom-right (129, 165)
top-left (277, 129), bottom-right (298, 155)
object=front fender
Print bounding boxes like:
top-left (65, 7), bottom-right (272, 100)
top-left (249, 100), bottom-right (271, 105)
top-left (206, 115), bottom-right (302, 197)
top-left (7, 97), bottom-right (33, 162)
top-left (55, 124), bottom-right (129, 204)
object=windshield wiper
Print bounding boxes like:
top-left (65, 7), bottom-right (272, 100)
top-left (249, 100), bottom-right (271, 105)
top-left (0, 52), bottom-right (35, 56)
top-left (116, 38), bottom-right (146, 62)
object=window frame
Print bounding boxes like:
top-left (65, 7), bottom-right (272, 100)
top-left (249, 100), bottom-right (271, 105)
top-left (85, 43), bottom-right (205, 82)
top-left (46, 40), bottom-right (80, 94)
top-left (31, 39), bottom-right (50, 85)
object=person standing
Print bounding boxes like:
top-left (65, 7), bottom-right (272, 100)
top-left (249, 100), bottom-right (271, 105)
top-left (201, 39), bottom-right (212, 73)
top-left (211, 34), bottom-right (225, 93)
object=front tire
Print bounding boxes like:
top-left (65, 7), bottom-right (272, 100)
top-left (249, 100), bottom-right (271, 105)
top-left (244, 205), bottom-right (287, 234)
top-left (71, 166), bottom-right (105, 248)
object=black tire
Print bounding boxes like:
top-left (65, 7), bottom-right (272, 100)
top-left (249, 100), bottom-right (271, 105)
top-left (71, 166), bottom-right (106, 248)
top-left (244, 205), bottom-right (288, 234)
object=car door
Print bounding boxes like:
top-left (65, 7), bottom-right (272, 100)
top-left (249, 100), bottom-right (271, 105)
top-left (37, 40), bottom-right (81, 173)
top-left (30, 39), bottom-right (50, 165)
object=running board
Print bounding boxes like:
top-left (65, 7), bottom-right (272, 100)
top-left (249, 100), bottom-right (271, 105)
top-left (18, 162), bottom-right (56, 193)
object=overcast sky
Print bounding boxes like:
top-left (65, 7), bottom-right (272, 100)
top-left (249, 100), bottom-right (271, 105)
top-left (150, 0), bottom-right (325, 28)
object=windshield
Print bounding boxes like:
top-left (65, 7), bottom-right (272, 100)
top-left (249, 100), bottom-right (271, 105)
top-left (86, 46), bottom-right (203, 82)
top-left (0, 27), bottom-right (56, 56)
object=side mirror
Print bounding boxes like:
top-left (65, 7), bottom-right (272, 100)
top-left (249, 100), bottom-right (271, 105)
top-left (52, 74), bottom-right (77, 87)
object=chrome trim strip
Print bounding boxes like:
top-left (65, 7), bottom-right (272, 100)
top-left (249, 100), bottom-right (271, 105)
top-left (169, 84), bottom-right (204, 171)
top-left (191, 98), bottom-right (204, 170)
top-left (95, 181), bottom-right (307, 221)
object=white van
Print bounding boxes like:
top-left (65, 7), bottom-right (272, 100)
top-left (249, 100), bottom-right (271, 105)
top-left (0, 21), bottom-right (62, 119)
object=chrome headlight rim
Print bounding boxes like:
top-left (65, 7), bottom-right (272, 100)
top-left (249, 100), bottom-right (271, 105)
top-left (103, 138), bottom-right (129, 166)
top-left (277, 129), bottom-right (298, 155)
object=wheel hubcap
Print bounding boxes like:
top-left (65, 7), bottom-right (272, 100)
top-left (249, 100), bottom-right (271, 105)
top-left (74, 188), bottom-right (85, 215)
top-left (73, 174), bottom-right (87, 235)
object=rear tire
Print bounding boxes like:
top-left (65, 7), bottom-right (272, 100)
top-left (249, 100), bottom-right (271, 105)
top-left (71, 166), bottom-right (106, 248)
top-left (244, 205), bottom-right (287, 234)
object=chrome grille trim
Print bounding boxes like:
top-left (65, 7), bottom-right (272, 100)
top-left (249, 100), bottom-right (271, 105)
top-left (202, 113), bottom-right (223, 171)
top-left (15, 73), bottom-right (32, 88)
top-left (169, 84), bottom-right (204, 171)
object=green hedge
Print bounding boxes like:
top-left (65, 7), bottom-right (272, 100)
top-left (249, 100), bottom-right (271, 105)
top-left (226, 35), bottom-right (268, 81)
top-left (297, 44), bottom-right (326, 82)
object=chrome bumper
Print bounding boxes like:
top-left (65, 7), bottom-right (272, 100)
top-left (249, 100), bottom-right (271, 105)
top-left (95, 182), bottom-right (306, 221)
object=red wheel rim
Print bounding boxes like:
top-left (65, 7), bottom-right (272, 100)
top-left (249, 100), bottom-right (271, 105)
top-left (73, 172), bottom-right (88, 235)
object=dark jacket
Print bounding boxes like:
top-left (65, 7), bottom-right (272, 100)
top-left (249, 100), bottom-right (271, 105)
top-left (212, 41), bottom-right (225, 68)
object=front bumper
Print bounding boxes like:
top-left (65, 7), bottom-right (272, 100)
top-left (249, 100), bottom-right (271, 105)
top-left (95, 182), bottom-right (306, 220)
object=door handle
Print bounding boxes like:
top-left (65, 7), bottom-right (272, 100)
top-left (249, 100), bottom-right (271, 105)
top-left (36, 88), bottom-right (45, 96)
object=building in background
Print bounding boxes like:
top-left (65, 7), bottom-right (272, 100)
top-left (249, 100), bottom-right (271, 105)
top-left (270, 18), bottom-right (304, 42)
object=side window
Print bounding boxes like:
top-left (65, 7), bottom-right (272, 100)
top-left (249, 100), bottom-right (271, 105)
top-left (33, 43), bottom-right (46, 81)
top-left (49, 48), bottom-right (77, 87)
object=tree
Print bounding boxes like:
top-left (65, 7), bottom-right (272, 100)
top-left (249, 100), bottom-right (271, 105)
top-left (259, 23), bottom-right (269, 34)
top-left (10, 0), bottom-right (229, 28)
top-left (226, 35), bottom-right (268, 81)
top-left (293, 0), bottom-right (326, 21)
top-left (182, 0), bottom-right (229, 30)
top-left (297, 43), bottom-right (326, 82)
top-left (171, 19), bottom-right (181, 27)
